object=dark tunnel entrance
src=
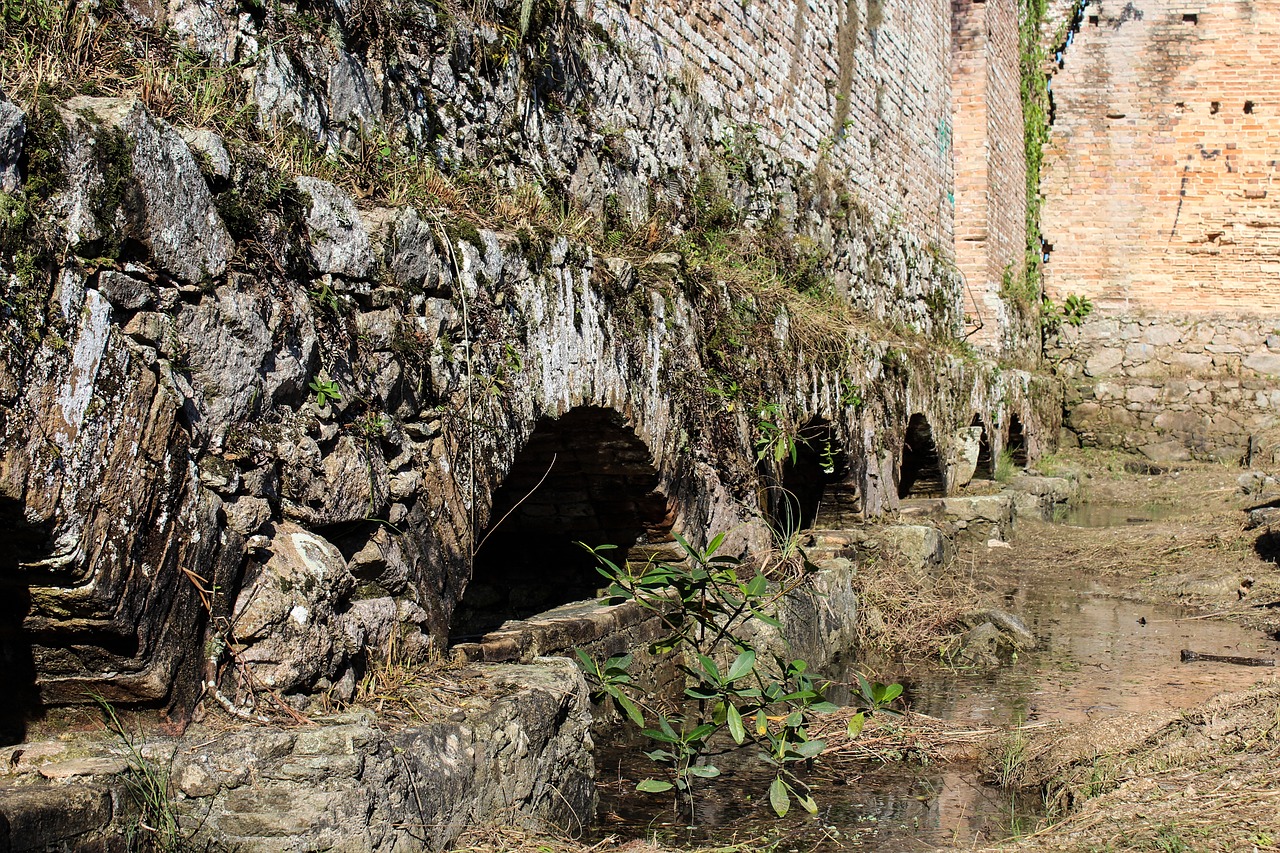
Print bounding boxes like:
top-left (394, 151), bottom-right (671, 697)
top-left (973, 414), bottom-right (994, 480)
top-left (765, 419), bottom-right (850, 539)
top-left (1007, 414), bottom-right (1028, 469)
top-left (898, 413), bottom-right (947, 499)
top-left (0, 497), bottom-right (46, 744)
top-left (451, 407), bottom-right (673, 641)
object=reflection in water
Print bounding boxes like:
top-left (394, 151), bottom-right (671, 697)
top-left (1053, 502), bottom-right (1180, 528)
top-left (593, 527), bottom-right (1280, 850)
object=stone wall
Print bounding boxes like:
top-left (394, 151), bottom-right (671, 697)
top-left (0, 86), bottom-right (1056, 735)
top-left (0, 0), bottom-right (1064, 845)
top-left (951, 0), bottom-right (1028, 351)
top-left (0, 659), bottom-right (595, 852)
top-left (1050, 314), bottom-right (1280, 462)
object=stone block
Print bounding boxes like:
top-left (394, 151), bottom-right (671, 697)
top-left (1244, 352), bottom-right (1280, 376)
top-left (1084, 347), bottom-right (1124, 376)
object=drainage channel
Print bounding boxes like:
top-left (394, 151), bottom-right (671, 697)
top-left (588, 513), bottom-right (1280, 851)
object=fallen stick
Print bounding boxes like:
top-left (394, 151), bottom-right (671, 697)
top-left (1180, 649), bottom-right (1276, 667)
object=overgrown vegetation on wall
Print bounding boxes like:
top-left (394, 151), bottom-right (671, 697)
top-left (1013, 0), bottom-right (1049, 317)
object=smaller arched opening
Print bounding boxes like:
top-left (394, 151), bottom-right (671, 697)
top-left (0, 497), bottom-right (46, 745)
top-left (1007, 414), bottom-right (1029, 469)
top-left (451, 407), bottom-right (673, 642)
top-left (972, 414), bottom-right (994, 480)
top-left (764, 418), bottom-right (851, 539)
top-left (898, 413), bottom-right (946, 499)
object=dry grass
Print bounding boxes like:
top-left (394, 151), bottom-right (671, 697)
top-left (852, 551), bottom-right (977, 665)
top-left (450, 823), bottom-right (767, 852)
top-left (976, 686), bottom-right (1280, 853)
top-left (810, 708), bottom-right (1037, 768)
top-left (1, 1), bottom-right (256, 135)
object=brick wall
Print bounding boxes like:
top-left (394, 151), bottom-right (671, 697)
top-left (952, 0), bottom-right (1028, 349)
top-left (588, 0), bottom-right (958, 245)
top-left (1042, 0), bottom-right (1280, 313)
top-left (1042, 0), bottom-right (1280, 458)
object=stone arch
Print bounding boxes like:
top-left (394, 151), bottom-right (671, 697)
top-left (450, 407), bottom-right (673, 640)
top-left (898, 413), bottom-right (946, 499)
top-left (972, 414), bottom-right (994, 480)
top-left (1007, 413), bottom-right (1029, 469)
top-left (764, 418), bottom-right (851, 538)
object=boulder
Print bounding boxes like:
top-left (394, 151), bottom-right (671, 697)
top-left (953, 426), bottom-right (982, 487)
top-left (60, 97), bottom-right (233, 282)
top-left (230, 523), bottom-right (356, 694)
top-left (296, 176), bottom-right (374, 279)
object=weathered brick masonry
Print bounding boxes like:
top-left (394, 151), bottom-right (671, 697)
top-left (952, 0), bottom-right (1028, 349)
top-left (1042, 0), bottom-right (1280, 459)
top-left (590, 0), bottom-right (958, 245)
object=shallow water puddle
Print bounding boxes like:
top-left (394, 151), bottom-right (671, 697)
top-left (591, 517), bottom-right (1280, 851)
top-left (904, 574), bottom-right (1279, 727)
top-left (1052, 502), bottom-right (1180, 528)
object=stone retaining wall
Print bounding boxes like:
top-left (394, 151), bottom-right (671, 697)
top-left (1050, 315), bottom-right (1280, 462)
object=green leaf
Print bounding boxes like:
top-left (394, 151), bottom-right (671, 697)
top-left (727, 703), bottom-right (745, 744)
top-left (769, 776), bottom-right (790, 817)
top-left (687, 764), bottom-right (721, 778)
top-left (726, 650), bottom-right (756, 683)
top-left (846, 712), bottom-right (866, 738)
top-left (706, 531), bottom-right (726, 556)
top-left (745, 573), bottom-right (768, 597)
top-left (796, 792), bottom-right (819, 814)
top-left (750, 609), bottom-right (782, 628)
top-left (615, 693), bottom-right (644, 727)
top-left (605, 653), bottom-right (634, 672)
top-left (792, 739), bottom-right (825, 759)
top-left (875, 682), bottom-right (904, 705)
top-left (642, 728), bottom-right (678, 744)
top-left (572, 648), bottom-right (596, 673)
top-left (697, 654), bottom-right (722, 684)
top-left (686, 723), bottom-right (716, 743)
top-left (684, 685), bottom-right (720, 701)
top-left (637, 779), bottom-right (674, 793)
top-left (755, 710), bottom-right (768, 736)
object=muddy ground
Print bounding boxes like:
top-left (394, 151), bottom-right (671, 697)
top-left (947, 451), bottom-right (1280, 853)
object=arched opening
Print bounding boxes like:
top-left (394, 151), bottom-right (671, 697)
top-left (451, 407), bottom-right (672, 641)
top-left (0, 497), bottom-right (45, 744)
top-left (972, 414), bottom-right (994, 480)
top-left (1007, 414), bottom-right (1028, 469)
top-left (765, 418), bottom-right (851, 538)
top-left (898, 413), bottom-right (946, 499)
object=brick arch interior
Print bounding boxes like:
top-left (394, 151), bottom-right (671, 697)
top-left (899, 413), bottom-right (947, 498)
top-left (451, 407), bottom-right (673, 640)
top-left (972, 413), bottom-right (994, 480)
top-left (767, 418), bottom-right (852, 538)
